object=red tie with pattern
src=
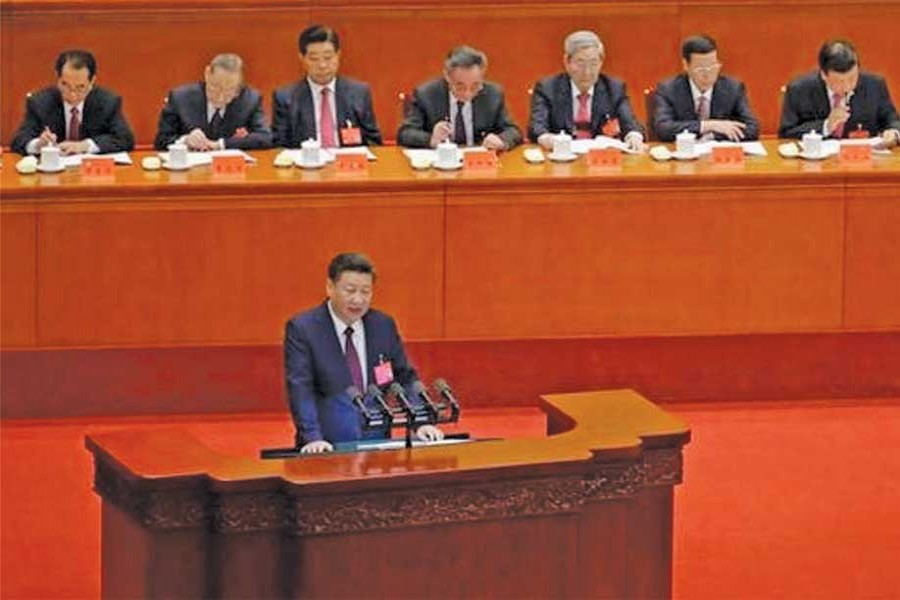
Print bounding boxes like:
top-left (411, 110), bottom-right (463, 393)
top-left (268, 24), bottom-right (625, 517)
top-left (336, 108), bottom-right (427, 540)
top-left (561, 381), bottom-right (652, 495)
top-left (320, 88), bottom-right (337, 148)
top-left (68, 107), bottom-right (80, 141)
top-left (575, 93), bottom-right (591, 139)
top-left (344, 326), bottom-right (364, 391)
top-left (832, 93), bottom-right (846, 139)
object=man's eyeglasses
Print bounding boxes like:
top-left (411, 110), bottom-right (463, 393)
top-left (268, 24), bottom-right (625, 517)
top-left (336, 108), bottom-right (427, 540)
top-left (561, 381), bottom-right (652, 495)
top-left (690, 63), bottom-right (722, 76)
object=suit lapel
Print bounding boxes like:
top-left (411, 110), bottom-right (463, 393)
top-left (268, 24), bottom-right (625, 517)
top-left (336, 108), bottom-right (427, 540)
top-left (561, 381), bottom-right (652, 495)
top-left (334, 78), bottom-right (351, 128)
top-left (814, 77), bottom-right (831, 115)
top-left (558, 75), bottom-right (574, 132)
top-left (50, 90), bottom-right (67, 139)
top-left (591, 78), bottom-right (610, 132)
top-left (191, 84), bottom-right (211, 134)
top-left (316, 302), bottom-right (353, 386)
top-left (709, 77), bottom-right (728, 118)
top-left (678, 75), bottom-right (698, 118)
top-left (220, 88), bottom-right (246, 135)
top-left (296, 81), bottom-right (317, 145)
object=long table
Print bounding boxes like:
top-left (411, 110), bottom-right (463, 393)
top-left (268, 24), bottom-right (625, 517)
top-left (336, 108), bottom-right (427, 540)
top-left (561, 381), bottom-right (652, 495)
top-left (85, 389), bottom-right (691, 599)
top-left (2, 142), bottom-right (899, 417)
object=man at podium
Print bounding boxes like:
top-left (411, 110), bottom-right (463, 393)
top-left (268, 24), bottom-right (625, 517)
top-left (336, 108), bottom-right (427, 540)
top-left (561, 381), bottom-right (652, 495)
top-left (284, 253), bottom-right (444, 453)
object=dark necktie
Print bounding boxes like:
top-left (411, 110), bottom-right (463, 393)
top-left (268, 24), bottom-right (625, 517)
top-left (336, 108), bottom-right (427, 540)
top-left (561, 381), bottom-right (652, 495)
top-left (454, 101), bottom-right (466, 145)
top-left (344, 326), bottom-right (364, 391)
top-left (209, 109), bottom-right (223, 140)
top-left (68, 107), bottom-right (80, 141)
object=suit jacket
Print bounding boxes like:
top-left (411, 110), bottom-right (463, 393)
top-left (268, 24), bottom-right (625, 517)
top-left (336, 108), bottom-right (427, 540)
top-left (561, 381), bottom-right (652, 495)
top-left (10, 86), bottom-right (134, 155)
top-left (284, 302), bottom-right (418, 446)
top-left (272, 77), bottom-right (382, 147)
top-left (528, 73), bottom-right (643, 141)
top-left (779, 71), bottom-right (900, 138)
top-left (397, 78), bottom-right (523, 149)
top-left (153, 82), bottom-right (273, 150)
top-left (653, 73), bottom-right (759, 142)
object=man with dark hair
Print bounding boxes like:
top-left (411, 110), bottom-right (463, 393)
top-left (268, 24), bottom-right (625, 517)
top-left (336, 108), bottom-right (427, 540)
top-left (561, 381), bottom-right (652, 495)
top-left (272, 25), bottom-right (382, 148)
top-left (652, 34), bottom-right (759, 142)
top-left (779, 39), bottom-right (899, 146)
top-left (284, 253), bottom-right (443, 453)
top-left (11, 49), bottom-right (134, 155)
top-left (154, 53), bottom-right (272, 151)
top-left (397, 45), bottom-right (522, 150)
top-left (529, 30), bottom-right (644, 151)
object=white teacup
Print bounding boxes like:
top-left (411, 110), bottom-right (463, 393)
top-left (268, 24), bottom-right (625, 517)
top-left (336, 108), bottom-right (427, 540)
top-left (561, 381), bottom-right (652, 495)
top-left (675, 130), bottom-right (697, 156)
top-left (40, 146), bottom-right (61, 171)
top-left (301, 138), bottom-right (322, 166)
top-left (167, 143), bottom-right (189, 169)
top-left (802, 130), bottom-right (823, 157)
top-left (436, 141), bottom-right (460, 166)
top-left (552, 132), bottom-right (572, 157)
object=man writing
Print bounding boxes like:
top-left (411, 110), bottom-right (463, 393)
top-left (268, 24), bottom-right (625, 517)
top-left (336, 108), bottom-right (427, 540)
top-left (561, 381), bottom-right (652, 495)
top-left (397, 45), bottom-right (522, 151)
top-left (11, 49), bottom-right (134, 155)
top-left (529, 31), bottom-right (644, 151)
top-left (284, 253), bottom-right (443, 453)
top-left (653, 35), bottom-right (759, 142)
top-left (154, 53), bottom-right (273, 151)
top-left (779, 39), bottom-right (900, 146)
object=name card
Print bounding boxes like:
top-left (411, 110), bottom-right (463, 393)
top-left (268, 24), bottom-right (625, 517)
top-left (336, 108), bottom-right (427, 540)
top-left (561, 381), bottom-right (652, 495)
top-left (587, 148), bottom-right (621, 167)
top-left (212, 155), bottom-right (246, 174)
top-left (463, 151), bottom-right (498, 169)
top-left (839, 144), bottom-right (871, 163)
top-left (335, 153), bottom-right (368, 172)
top-left (81, 157), bottom-right (115, 177)
top-left (712, 146), bottom-right (744, 165)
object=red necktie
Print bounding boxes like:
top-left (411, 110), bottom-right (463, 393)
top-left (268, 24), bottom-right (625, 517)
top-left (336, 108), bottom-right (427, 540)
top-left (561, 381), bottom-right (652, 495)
top-left (68, 107), bottom-right (80, 141)
top-left (344, 326), bottom-right (364, 391)
top-left (575, 93), bottom-right (591, 139)
top-left (320, 88), bottom-right (337, 148)
top-left (832, 93), bottom-right (845, 139)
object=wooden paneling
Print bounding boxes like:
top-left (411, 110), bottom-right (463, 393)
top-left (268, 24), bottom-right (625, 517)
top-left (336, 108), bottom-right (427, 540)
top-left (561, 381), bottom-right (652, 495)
top-left (3, 1), bottom-right (899, 146)
top-left (36, 191), bottom-right (444, 345)
top-left (444, 185), bottom-right (845, 337)
top-left (0, 208), bottom-right (36, 346)
top-left (844, 184), bottom-right (900, 329)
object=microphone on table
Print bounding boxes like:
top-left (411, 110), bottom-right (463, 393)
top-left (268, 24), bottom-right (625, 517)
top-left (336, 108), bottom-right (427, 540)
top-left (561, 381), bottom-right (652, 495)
top-left (349, 385), bottom-right (387, 429)
top-left (433, 378), bottom-right (461, 422)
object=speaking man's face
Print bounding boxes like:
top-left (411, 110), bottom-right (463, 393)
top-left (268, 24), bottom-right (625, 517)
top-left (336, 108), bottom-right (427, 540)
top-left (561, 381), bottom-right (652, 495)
top-left (565, 46), bottom-right (603, 92)
top-left (327, 271), bottom-right (373, 325)
top-left (684, 51), bottom-right (721, 93)
top-left (445, 66), bottom-right (484, 103)
top-left (57, 63), bottom-right (94, 105)
top-left (302, 41), bottom-right (340, 86)
top-left (205, 67), bottom-right (242, 109)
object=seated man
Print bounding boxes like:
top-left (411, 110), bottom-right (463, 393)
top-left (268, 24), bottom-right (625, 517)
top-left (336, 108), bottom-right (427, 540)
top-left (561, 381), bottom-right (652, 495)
top-left (284, 253), bottom-right (443, 453)
top-left (653, 34), bottom-right (759, 142)
top-left (273, 25), bottom-right (382, 148)
top-left (779, 39), bottom-right (900, 146)
top-left (397, 45), bottom-right (522, 151)
top-left (11, 49), bottom-right (134, 155)
top-left (529, 31), bottom-right (644, 151)
top-left (154, 53), bottom-right (272, 151)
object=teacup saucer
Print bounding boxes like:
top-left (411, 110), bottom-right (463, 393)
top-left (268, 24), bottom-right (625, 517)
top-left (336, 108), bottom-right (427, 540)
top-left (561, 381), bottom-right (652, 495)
top-left (433, 160), bottom-right (463, 171)
top-left (295, 158), bottom-right (327, 169)
top-left (547, 152), bottom-right (577, 162)
top-left (162, 162), bottom-right (190, 171)
top-left (37, 163), bottom-right (66, 173)
top-left (671, 150), bottom-right (701, 161)
top-left (798, 150), bottom-right (828, 161)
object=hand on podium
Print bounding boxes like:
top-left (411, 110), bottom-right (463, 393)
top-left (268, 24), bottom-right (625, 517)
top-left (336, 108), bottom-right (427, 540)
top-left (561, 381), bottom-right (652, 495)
top-left (415, 424), bottom-right (445, 442)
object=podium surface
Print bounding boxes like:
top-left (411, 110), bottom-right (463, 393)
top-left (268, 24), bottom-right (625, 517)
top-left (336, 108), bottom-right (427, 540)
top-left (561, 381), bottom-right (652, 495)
top-left (87, 389), bottom-right (690, 599)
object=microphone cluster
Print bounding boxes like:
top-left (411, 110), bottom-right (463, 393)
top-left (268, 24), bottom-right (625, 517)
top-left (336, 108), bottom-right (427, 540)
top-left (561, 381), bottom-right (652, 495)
top-left (347, 378), bottom-right (461, 434)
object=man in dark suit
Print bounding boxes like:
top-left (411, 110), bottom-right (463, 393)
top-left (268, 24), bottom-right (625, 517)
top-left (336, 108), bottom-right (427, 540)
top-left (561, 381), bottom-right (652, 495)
top-left (397, 45), bottom-right (522, 150)
top-left (779, 39), bottom-right (900, 147)
top-left (284, 253), bottom-right (443, 453)
top-left (529, 31), bottom-right (643, 151)
top-left (272, 25), bottom-right (382, 148)
top-left (11, 49), bottom-right (134, 155)
top-left (653, 34), bottom-right (759, 142)
top-left (154, 53), bottom-right (272, 151)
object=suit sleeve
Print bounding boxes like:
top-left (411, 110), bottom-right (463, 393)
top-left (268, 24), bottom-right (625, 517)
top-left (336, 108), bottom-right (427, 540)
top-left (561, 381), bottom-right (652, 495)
top-left (528, 80), bottom-right (553, 141)
top-left (154, 92), bottom-right (183, 151)
top-left (733, 83), bottom-right (760, 141)
top-left (284, 319), bottom-right (324, 445)
top-left (653, 84), bottom-right (699, 142)
top-left (91, 95), bottom-right (135, 153)
top-left (396, 88), bottom-right (434, 148)
top-left (358, 85), bottom-right (383, 146)
top-left (271, 90), bottom-right (293, 148)
top-left (493, 89), bottom-right (523, 149)
top-left (613, 82), bottom-right (644, 137)
top-left (10, 95), bottom-right (47, 155)
top-left (225, 93), bottom-right (273, 150)
top-left (779, 82), bottom-right (823, 138)
top-left (875, 78), bottom-right (900, 133)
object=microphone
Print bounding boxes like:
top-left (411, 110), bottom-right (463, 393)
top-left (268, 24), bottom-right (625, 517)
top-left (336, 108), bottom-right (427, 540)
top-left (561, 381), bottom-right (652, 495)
top-left (434, 378), bottom-right (461, 421)
top-left (412, 380), bottom-right (440, 422)
top-left (350, 385), bottom-right (386, 429)
top-left (388, 382), bottom-right (418, 423)
top-left (366, 383), bottom-right (392, 417)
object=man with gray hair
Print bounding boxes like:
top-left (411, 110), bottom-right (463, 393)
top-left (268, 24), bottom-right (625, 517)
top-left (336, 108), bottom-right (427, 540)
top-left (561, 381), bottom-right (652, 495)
top-left (529, 31), bottom-right (644, 151)
top-left (397, 45), bottom-right (522, 150)
top-left (154, 53), bottom-right (272, 150)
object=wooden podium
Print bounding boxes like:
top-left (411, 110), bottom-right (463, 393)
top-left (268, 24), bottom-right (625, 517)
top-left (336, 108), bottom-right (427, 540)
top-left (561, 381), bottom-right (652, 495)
top-left (86, 390), bottom-right (690, 599)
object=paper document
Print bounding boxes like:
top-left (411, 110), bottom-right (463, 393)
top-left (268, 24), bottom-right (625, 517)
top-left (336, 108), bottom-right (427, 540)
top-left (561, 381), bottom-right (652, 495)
top-left (571, 136), bottom-right (638, 154)
top-left (157, 149), bottom-right (256, 167)
top-left (61, 152), bottom-right (133, 167)
top-left (327, 147), bottom-right (377, 160)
